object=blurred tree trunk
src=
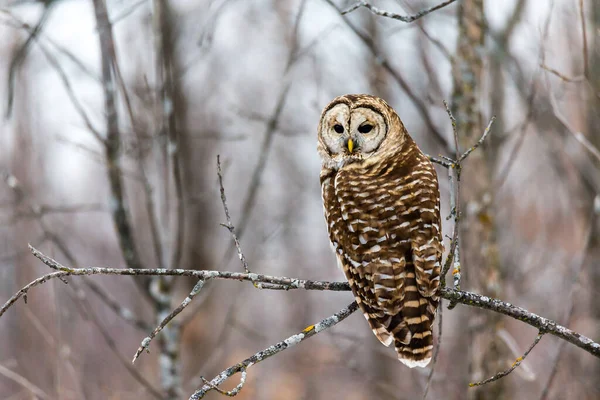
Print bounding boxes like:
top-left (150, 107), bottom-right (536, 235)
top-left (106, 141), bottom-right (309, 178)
top-left (449, 0), bottom-right (504, 398)
top-left (152, 0), bottom-right (196, 398)
top-left (585, 0), bottom-right (600, 386)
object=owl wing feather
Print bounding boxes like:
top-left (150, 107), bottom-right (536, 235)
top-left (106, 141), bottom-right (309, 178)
top-left (410, 160), bottom-right (444, 298)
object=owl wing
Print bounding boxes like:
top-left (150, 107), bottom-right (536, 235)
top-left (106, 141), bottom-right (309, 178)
top-left (409, 160), bottom-right (443, 298)
top-left (321, 170), bottom-right (407, 347)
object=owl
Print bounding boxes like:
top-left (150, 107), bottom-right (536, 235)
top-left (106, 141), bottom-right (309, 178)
top-left (317, 94), bottom-right (442, 368)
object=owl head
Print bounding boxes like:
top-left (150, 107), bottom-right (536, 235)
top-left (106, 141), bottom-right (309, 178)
top-left (317, 94), bottom-right (408, 170)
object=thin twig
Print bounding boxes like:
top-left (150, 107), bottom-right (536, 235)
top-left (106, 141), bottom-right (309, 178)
top-left (189, 302), bottom-right (359, 399)
top-left (469, 332), bottom-right (544, 387)
top-left (111, 0), bottom-right (148, 24)
top-left (540, 64), bottom-right (585, 82)
top-left (415, 22), bottom-right (453, 63)
top-left (217, 155), bottom-right (250, 274)
top-left (572, 132), bottom-right (600, 164)
top-left (494, 80), bottom-right (537, 189)
top-left (459, 117), bottom-right (496, 162)
top-left (133, 279), bottom-right (206, 363)
top-left (427, 155), bottom-right (453, 168)
top-left (578, 0), bottom-right (588, 78)
top-left (0, 14), bottom-right (103, 141)
top-left (438, 102), bottom-right (495, 299)
top-left (200, 369), bottom-right (247, 397)
top-left (440, 166), bottom-right (459, 288)
top-left (5, 2), bottom-right (55, 118)
top-left (442, 100), bottom-right (463, 298)
top-left (0, 363), bottom-right (49, 400)
top-left (342, 0), bottom-right (458, 23)
top-left (545, 68), bottom-right (599, 164)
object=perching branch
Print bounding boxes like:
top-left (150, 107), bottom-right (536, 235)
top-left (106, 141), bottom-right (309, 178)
top-left (5, 247), bottom-right (600, 359)
top-left (0, 239), bottom-right (598, 398)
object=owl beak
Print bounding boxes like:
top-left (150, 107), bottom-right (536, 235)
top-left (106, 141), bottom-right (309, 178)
top-left (347, 138), bottom-right (355, 153)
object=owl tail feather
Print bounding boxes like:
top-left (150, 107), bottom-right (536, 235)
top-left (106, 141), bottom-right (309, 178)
top-left (394, 306), bottom-right (434, 368)
top-left (396, 343), bottom-right (432, 368)
top-left (395, 335), bottom-right (433, 368)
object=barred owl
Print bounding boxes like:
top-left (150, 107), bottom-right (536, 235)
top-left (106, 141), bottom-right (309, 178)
top-left (318, 94), bottom-right (442, 368)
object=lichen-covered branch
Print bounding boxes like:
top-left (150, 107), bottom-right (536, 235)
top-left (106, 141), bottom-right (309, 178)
top-left (438, 288), bottom-right (599, 358)
top-left (469, 332), bottom-right (544, 387)
top-left (189, 302), bottom-right (359, 400)
top-left (133, 279), bottom-right (206, 363)
top-left (3, 246), bottom-right (597, 361)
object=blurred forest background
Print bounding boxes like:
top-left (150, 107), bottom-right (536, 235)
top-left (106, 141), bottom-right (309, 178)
top-left (0, 0), bottom-right (599, 399)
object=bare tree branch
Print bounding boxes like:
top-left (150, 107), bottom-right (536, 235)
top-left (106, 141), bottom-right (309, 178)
top-left (579, 0), bottom-right (589, 78)
top-left (189, 302), bottom-right (359, 400)
top-left (3, 247), bottom-right (597, 360)
top-left (469, 332), bottom-right (544, 387)
top-left (342, 0), bottom-right (458, 22)
top-left (133, 279), bottom-right (205, 363)
top-left (217, 155), bottom-right (250, 274)
top-left (4, 1), bottom-right (55, 119)
top-left (0, 12), bottom-right (103, 141)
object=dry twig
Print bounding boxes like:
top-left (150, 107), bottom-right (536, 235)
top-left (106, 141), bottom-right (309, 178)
top-left (189, 302), bottom-right (359, 400)
top-left (469, 332), bottom-right (544, 387)
top-left (133, 279), bottom-right (206, 363)
top-left (342, 0), bottom-right (458, 22)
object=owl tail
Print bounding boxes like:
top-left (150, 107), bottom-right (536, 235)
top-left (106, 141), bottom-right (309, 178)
top-left (395, 334), bottom-right (433, 368)
top-left (394, 277), bottom-right (437, 368)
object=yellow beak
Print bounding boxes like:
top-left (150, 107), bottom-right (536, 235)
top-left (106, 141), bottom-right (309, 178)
top-left (347, 138), bottom-right (354, 153)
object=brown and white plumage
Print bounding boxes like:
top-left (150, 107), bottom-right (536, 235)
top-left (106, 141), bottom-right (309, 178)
top-left (317, 94), bottom-right (442, 367)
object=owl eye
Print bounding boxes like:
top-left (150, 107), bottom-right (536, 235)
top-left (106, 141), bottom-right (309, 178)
top-left (333, 124), bottom-right (344, 134)
top-left (358, 124), bottom-right (373, 134)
